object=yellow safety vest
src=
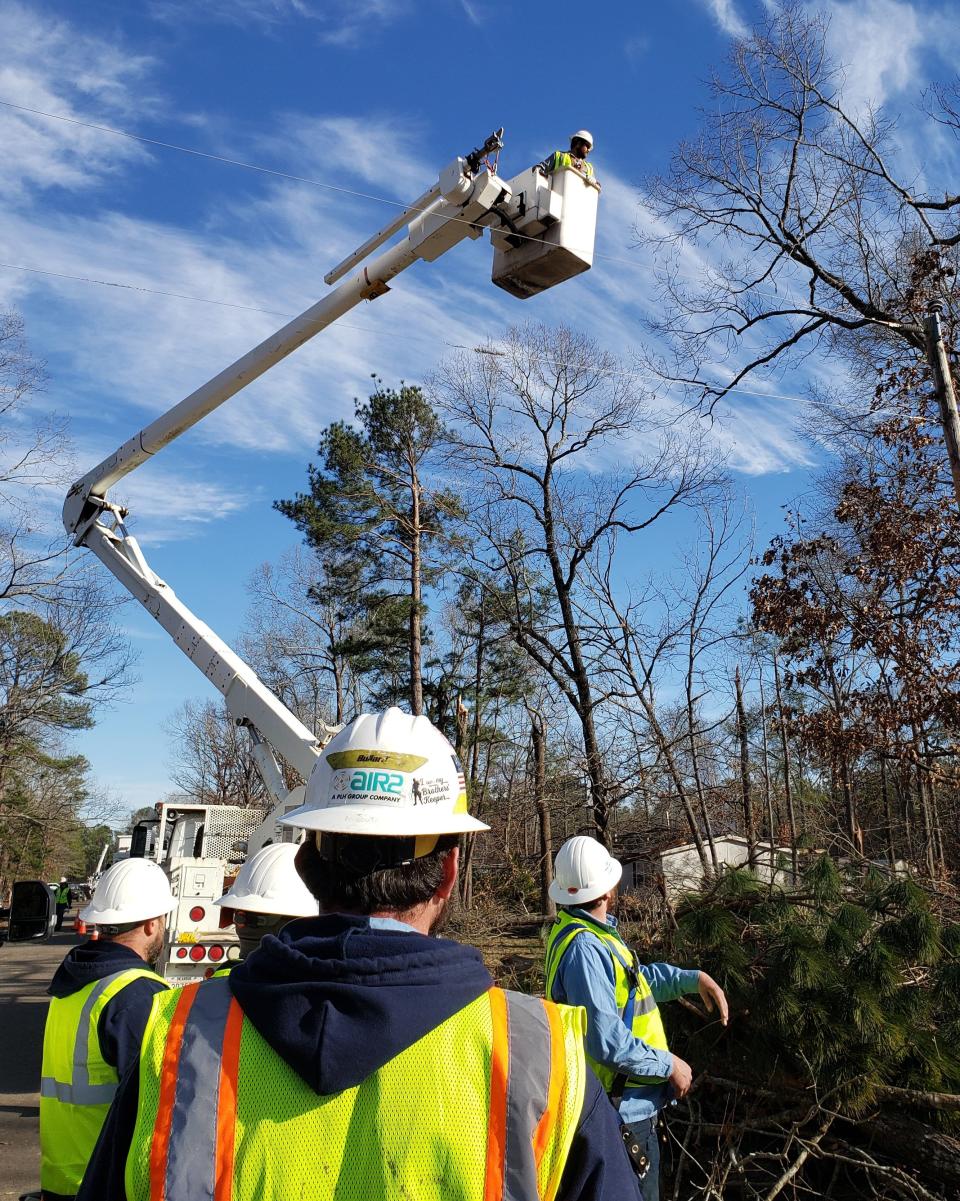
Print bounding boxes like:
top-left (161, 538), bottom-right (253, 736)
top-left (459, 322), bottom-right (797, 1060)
top-left (55, 884), bottom-right (70, 905)
top-left (547, 151), bottom-right (595, 178)
top-left (125, 978), bottom-right (587, 1201)
top-left (40, 966), bottom-right (168, 1196)
top-left (544, 909), bottom-right (669, 1094)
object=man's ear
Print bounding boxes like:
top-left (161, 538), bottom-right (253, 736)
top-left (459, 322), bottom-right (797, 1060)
top-left (436, 846), bottom-right (459, 902)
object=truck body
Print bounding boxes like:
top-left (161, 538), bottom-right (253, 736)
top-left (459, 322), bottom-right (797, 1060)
top-left (130, 801), bottom-right (271, 982)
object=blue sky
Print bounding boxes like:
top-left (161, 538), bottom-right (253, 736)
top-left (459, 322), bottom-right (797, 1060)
top-left (1, 0), bottom-right (956, 818)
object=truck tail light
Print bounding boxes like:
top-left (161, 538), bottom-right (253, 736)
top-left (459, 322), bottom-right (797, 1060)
top-left (189, 945), bottom-right (205, 962)
top-left (176, 947), bottom-right (188, 959)
top-left (189, 905), bottom-right (205, 922)
top-left (208, 945), bottom-right (225, 962)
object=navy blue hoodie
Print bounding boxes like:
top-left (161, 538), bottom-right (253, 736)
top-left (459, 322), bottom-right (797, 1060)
top-left (79, 915), bottom-right (641, 1201)
top-left (47, 939), bottom-right (168, 1081)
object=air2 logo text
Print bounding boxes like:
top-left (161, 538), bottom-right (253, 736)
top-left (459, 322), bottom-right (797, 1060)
top-left (349, 770), bottom-right (404, 794)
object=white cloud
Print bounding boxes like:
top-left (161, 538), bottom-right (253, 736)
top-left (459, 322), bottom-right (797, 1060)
top-left (0, 3), bottom-right (818, 522)
top-left (313, 0), bottom-right (411, 47)
top-left (824, 0), bottom-right (928, 111)
top-left (0, 3), bottom-right (154, 201)
top-left (113, 471), bottom-right (253, 544)
top-left (254, 113), bottom-right (433, 199)
top-left (697, 0), bottom-right (749, 38)
top-left (149, 0), bottom-right (331, 28)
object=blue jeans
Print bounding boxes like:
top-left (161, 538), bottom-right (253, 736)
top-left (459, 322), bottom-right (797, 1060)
top-left (630, 1116), bottom-right (661, 1201)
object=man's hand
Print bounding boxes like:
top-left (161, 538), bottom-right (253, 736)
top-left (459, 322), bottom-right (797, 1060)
top-left (669, 1054), bottom-right (693, 1099)
top-left (698, 972), bottom-right (729, 1026)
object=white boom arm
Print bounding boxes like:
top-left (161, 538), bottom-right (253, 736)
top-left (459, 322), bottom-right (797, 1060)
top-left (62, 129), bottom-right (598, 808)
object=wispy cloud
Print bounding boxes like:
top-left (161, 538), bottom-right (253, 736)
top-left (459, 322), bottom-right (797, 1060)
top-left (149, 0), bottom-right (322, 29)
top-left (114, 471), bottom-right (253, 544)
top-left (459, 0), bottom-right (484, 26)
top-left (824, 0), bottom-right (929, 112)
top-left (696, 0), bottom-right (749, 38)
top-left (624, 35), bottom-right (651, 64)
top-left (253, 112), bottom-right (432, 199)
top-left (0, 0), bottom-right (820, 517)
top-left (313, 0), bottom-right (411, 47)
top-left (0, 3), bottom-right (154, 200)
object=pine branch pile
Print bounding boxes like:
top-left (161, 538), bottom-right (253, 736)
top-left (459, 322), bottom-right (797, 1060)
top-left (645, 860), bottom-right (960, 1200)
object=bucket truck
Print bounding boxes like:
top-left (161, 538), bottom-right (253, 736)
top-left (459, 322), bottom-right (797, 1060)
top-left (61, 129), bottom-right (599, 980)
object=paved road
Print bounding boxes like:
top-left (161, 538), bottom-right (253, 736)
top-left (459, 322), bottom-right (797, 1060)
top-left (0, 921), bottom-right (82, 1200)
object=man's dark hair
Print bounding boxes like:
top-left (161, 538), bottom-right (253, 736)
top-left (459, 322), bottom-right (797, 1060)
top-left (296, 833), bottom-right (457, 914)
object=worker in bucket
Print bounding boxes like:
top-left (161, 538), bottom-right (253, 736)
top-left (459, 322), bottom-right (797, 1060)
top-left (79, 708), bottom-right (642, 1201)
top-left (544, 837), bottom-right (729, 1201)
top-left (539, 129), bottom-right (597, 180)
top-left (211, 841), bottom-right (319, 969)
top-left (39, 859), bottom-right (173, 1201)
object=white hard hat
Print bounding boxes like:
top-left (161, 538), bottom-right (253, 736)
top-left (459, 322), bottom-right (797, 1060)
top-left (80, 859), bottom-right (175, 926)
top-left (548, 836), bottom-right (622, 906)
top-left (214, 843), bottom-right (319, 918)
top-left (281, 707), bottom-right (489, 836)
top-left (570, 129), bottom-right (594, 149)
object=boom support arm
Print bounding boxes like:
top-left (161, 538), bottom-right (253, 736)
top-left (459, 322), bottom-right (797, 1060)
top-left (62, 137), bottom-right (515, 796)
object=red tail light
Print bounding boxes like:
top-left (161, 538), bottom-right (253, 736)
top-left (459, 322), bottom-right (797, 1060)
top-left (189, 945), bottom-right (205, 961)
top-left (208, 945), bottom-right (224, 962)
top-left (189, 905), bottom-right (205, 922)
top-left (176, 947), bottom-right (188, 959)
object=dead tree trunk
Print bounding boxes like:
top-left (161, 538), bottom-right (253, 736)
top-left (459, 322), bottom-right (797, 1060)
top-left (773, 653), bottom-right (799, 882)
top-left (735, 666), bottom-right (756, 866)
top-left (530, 711), bottom-right (555, 917)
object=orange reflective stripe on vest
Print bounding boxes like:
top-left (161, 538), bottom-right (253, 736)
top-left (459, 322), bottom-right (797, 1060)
top-left (142, 981), bottom-right (576, 1201)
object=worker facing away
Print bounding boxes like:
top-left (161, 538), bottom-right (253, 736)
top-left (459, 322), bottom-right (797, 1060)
top-left (79, 707), bottom-right (643, 1201)
top-left (212, 840), bottom-right (319, 967)
top-left (53, 878), bottom-right (73, 932)
top-left (539, 129), bottom-right (597, 180)
top-left (544, 837), bottom-right (729, 1201)
top-left (39, 859), bottom-right (173, 1201)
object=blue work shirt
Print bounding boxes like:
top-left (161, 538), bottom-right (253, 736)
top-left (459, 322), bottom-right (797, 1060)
top-left (549, 908), bottom-right (701, 1123)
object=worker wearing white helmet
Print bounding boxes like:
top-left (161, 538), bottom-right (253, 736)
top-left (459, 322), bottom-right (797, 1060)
top-left (213, 841), bottom-right (319, 962)
top-left (80, 708), bottom-right (644, 1201)
top-left (544, 836), bottom-right (729, 1201)
top-left (539, 128), bottom-right (599, 182)
top-left (40, 858), bottom-right (173, 1200)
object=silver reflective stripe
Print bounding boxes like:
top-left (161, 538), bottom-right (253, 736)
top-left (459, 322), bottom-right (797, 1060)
top-left (40, 1076), bottom-right (118, 1104)
top-left (633, 991), bottom-right (657, 1017)
top-left (165, 981), bottom-right (234, 1201)
top-left (47, 969), bottom-right (137, 1107)
top-left (503, 991), bottom-right (553, 1201)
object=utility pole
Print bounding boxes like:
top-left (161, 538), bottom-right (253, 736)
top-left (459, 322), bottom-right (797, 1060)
top-left (923, 305), bottom-right (960, 509)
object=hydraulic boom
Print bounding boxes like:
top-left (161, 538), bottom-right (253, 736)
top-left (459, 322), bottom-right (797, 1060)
top-left (63, 128), bottom-right (599, 816)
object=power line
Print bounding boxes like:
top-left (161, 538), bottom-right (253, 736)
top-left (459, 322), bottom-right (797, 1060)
top-left (0, 258), bottom-right (818, 407)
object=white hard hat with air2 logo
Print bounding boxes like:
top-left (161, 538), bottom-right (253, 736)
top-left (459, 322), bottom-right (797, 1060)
top-left (281, 707), bottom-right (489, 867)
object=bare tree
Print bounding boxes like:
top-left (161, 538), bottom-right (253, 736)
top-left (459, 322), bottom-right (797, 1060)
top-left (641, 6), bottom-right (960, 413)
top-left (435, 324), bottom-right (716, 845)
top-left (244, 547), bottom-right (356, 728)
top-left (165, 698), bottom-right (265, 808)
top-left (0, 309), bottom-right (73, 605)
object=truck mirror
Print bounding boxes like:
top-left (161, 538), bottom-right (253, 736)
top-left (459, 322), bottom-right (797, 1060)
top-left (5, 880), bottom-right (55, 942)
